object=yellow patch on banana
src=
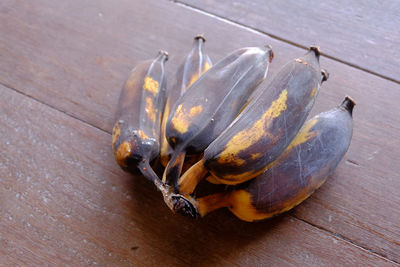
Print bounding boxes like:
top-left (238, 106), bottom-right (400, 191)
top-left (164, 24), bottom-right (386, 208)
top-left (143, 76), bottom-right (159, 96)
top-left (226, 190), bottom-right (268, 222)
top-left (188, 73), bottom-right (199, 88)
top-left (170, 104), bottom-right (203, 134)
top-left (283, 118), bottom-right (318, 153)
top-left (187, 62), bottom-right (211, 88)
top-left (115, 141), bottom-right (132, 167)
top-left (217, 89), bottom-right (288, 164)
top-left (112, 123), bottom-right (121, 152)
top-left (212, 117), bottom-right (320, 183)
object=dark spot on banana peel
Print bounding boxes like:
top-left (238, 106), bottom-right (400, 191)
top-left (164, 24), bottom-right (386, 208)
top-left (172, 195), bottom-right (200, 219)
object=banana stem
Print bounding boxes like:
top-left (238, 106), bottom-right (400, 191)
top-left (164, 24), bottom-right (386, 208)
top-left (138, 159), bottom-right (181, 212)
top-left (138, 159), bottom-right (161, 185)
top-left (162, 147), bottom-right (186, 185)
top-left (196, 191), bottom-right (231, 217)
top-left (341, 96), bottom-right (356, 116)
top-left (177, 158), bottom-right (208, 195)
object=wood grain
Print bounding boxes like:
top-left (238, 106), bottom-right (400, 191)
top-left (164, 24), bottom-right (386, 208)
top-left (178, 0), bottom-right (400, 82)
top-left (0, 0), bottom-right (400, 264)
top-left (0, 84), bottom-right (395, 266)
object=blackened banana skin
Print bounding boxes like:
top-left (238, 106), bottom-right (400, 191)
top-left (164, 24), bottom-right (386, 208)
top-left (167, 45), bottom-right (273, 150)
top-left (160, 35), bottom-right (212, 168)
top-left (204, 46), bottom-right (326, 185)
top-left (112, 51), bottom-right (168, 182)
top-left (164, 45), bottom-right (273, 184)
top-left (192, 97), bottom-right (355, 222)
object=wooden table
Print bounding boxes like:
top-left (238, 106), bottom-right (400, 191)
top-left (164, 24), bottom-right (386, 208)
top-left (1, 0), bottom-right (399, 265)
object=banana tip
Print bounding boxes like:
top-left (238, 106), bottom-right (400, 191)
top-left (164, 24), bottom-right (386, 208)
top-left (194, 34), bottom-right (206, 42)
top-left (341, 96), bottom-right (356, 116)
top-left (265, 44), bottom-right (274, 63)
top-left (309, 45), bottom-right (321, 58)
top-left (321, 69), bottom-right (329, 82)
top-left (158, 50), bottom-right (169, 61)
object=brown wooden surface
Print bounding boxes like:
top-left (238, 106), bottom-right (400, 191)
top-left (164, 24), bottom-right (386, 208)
top-left (179, 0), bottom-right (400, 82)
top-left (0, 0), bottom-right (399, 265)
top-left (0, 85), bottom-right (393, 266)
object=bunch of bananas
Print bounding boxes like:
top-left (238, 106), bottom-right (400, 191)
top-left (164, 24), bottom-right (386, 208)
top-left (112, 35), bottom-right (354, 222)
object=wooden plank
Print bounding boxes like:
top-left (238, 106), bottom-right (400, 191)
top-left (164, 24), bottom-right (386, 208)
top-left (0, 85), bottom-right (395, 266)
top-left (1, 0), bottom-right (400, 262)
top-left (178, 0), bottom-right (400, 82)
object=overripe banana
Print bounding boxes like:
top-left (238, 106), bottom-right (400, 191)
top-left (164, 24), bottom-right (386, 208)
top-left (111, 42), bottom-right (355, 222)
top-left (164, 45), bottom-right (274, 186)
top-left (183, 97), bottom-right (355, 221)
top-left (178, 46), bottom-right (328, 195)
top-left (160, 35), bottom-right (212, 168)
top-left (112, 51), bottom-right (168, 183)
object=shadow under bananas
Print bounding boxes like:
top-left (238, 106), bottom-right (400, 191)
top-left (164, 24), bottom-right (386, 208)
top-left (128, 169), bottom-right (287, 266)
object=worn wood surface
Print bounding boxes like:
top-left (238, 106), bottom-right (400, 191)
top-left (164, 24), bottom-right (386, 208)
top-left (0, 0), bottom-right (399, 265)
top-left (179, 0), bottom-right (400, 82)
top-left (0, 84), bottom-right (394, 266)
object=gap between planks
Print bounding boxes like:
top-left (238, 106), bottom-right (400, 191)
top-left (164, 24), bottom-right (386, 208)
top-left (294, 217), bottom-right (400, 264)
top-left (0, 80), bottom-right (109, 136)
top-left (171, 0), bottom-right (400, 85)
top-left (1, 81), bottom-right (398, 265)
